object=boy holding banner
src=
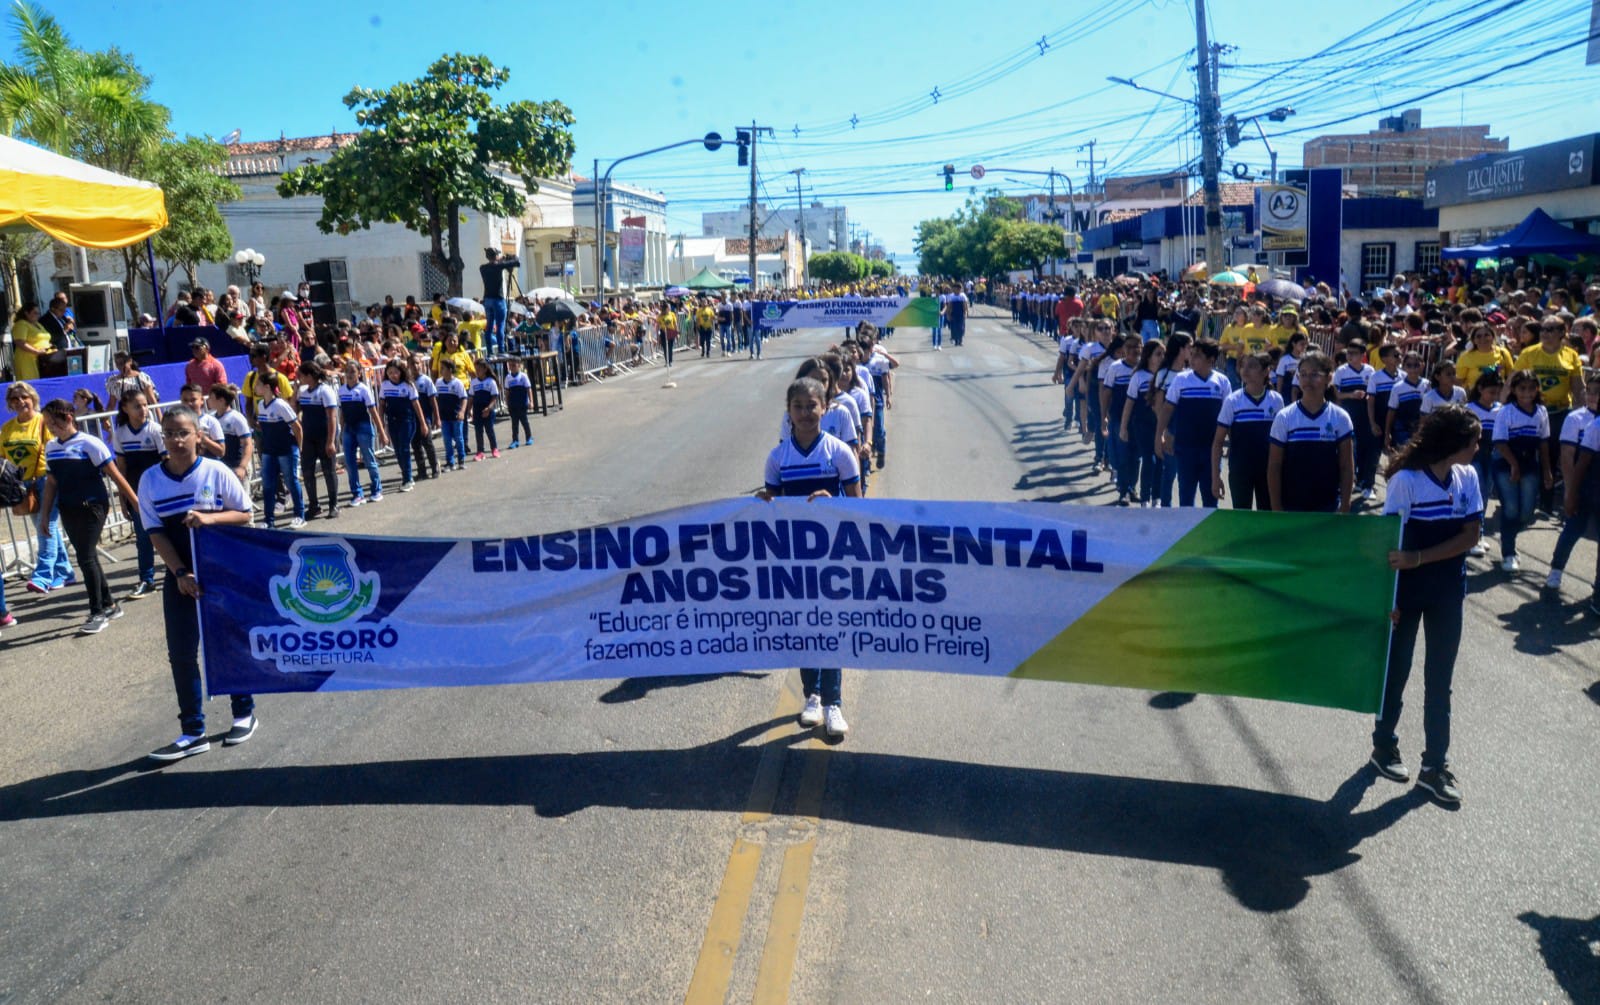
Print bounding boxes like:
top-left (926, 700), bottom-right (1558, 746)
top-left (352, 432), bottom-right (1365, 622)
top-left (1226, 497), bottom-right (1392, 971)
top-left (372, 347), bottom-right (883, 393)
top-left (141, 406), bottom-right (257, 762)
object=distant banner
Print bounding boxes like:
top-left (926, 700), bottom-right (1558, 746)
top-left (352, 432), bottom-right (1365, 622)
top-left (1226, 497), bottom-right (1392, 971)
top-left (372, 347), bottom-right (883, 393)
top-left (197, 501), bottom-right (1398, 713)
top-left (755, 296), bottom-right (938, 330)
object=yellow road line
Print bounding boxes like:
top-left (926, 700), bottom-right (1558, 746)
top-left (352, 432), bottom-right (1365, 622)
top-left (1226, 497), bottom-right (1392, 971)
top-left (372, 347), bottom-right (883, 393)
top-left (751, 736), bottom-right (832, 1004)
top-left (683, 682), bottom-right (803, 1005)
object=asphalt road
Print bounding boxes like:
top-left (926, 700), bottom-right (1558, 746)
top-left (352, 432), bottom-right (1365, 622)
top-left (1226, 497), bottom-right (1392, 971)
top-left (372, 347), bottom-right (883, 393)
top-left (1, 307), bottom-right (1597, 1004)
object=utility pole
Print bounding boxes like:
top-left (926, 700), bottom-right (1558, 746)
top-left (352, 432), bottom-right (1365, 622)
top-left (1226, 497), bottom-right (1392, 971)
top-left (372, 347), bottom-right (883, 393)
top-left (1195, 0), bottom-right (1225, 275)
top-left (1047, 170), bottom-right (1057, 277)
top-left (1077, 139), bottom-right (1105, 227)
top-left (743, 121), bottom-right (774, 290)
top-left (790, 167), bottom-right (808, 287)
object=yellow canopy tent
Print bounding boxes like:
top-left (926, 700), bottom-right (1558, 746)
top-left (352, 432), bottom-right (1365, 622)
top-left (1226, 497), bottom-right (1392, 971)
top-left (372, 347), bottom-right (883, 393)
top-left (0, 133), bottom-right (166, 248)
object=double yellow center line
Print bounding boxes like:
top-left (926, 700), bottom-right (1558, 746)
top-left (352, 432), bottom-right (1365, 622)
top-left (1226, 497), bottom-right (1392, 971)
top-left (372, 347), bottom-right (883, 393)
top-left (684, 679), bottom-right (832, 1005)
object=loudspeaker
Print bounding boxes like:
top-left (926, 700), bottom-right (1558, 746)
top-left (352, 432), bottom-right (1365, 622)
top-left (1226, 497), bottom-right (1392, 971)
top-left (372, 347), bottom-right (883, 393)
top-left (304, 259), bottom-right (348, 285)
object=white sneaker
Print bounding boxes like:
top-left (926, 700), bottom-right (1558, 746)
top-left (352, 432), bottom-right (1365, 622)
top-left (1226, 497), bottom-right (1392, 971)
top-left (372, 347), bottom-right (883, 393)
top-left (1467, 543), bottom-right (1486, 558)
top-left (399, 481), bottom-right (414, 493)
top-left (823, 704), bottom-right (849, 737)
top-left (1545, 569), bottom-right (1562, 590)
top-left (798, 693), bottom-right (824, 727)
top-left (1501, 554), bottom-right (1520, 572)
top-left (288, 517), bottom-right (307, 529)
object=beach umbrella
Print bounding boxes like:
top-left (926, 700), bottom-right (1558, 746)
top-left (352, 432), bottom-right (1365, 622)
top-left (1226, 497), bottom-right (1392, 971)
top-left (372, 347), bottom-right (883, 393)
top-left (535, 299), bottom-right (581, 325)
top-left (665, 285), bottom-right (690, 297)
top-left (1211, 270), bottom-right (1249, 287)
top-left (446, 296), bottom-right (483, 313)
top-left (529, 286), bottom-right (569, 300)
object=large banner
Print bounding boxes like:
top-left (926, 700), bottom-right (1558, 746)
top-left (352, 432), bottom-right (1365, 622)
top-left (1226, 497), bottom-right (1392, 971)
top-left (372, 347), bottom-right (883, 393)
top-left (755, 296), bottom-right (938, 331)
top-left (197, 500), bottom-right (1399, 713)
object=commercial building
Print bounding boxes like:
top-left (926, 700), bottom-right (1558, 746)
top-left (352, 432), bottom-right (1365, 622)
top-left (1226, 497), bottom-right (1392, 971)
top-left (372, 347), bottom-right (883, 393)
top-left (1424, 132), bottom-right (1600, 248)
top-left (1303, 110), bottom-right (1508, 196)
top-left (702, 203), bottom-right (847, 255)
top-left (572, 178), bottom-right (670, 292)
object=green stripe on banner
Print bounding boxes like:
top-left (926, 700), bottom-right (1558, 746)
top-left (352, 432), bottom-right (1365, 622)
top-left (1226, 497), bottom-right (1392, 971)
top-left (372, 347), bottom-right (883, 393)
top-left (1011, 511), bottom-right (1400, 712)
top-left (886, 296), bottom-right (940, 329)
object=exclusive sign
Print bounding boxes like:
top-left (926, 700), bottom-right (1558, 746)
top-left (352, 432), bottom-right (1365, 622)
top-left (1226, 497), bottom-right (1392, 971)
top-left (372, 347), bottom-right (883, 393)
top-left (1424, 134), bottom-right (1598, 209)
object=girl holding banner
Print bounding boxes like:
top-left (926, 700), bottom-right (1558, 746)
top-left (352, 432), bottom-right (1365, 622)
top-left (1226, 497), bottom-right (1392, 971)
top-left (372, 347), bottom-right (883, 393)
top-left (759, 377), bottom-right (862, 738)
top-left (1372, 404), bottom-right (1484, 805)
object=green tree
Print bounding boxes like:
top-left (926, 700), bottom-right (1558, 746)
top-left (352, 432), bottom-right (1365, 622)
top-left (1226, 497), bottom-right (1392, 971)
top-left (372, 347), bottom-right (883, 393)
top-left (808, 251), bottom-right (865, 284)
top-left (988, 219), bottom-right (1066, 278)
top-left (0, 0), bottom-right (170, 311)
top-left (279, 54), bottom-right (575, 296)
top-left (148, 136), bottom-right (240, 291)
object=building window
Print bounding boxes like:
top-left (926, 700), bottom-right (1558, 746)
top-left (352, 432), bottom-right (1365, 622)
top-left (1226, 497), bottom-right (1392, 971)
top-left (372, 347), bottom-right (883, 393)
top-left (1414, 241), bottom-right (1440, 275)
top-left (418, 253), bottom-right (449, 300)
top-left (1360, 242), bottom-right (1393, 285)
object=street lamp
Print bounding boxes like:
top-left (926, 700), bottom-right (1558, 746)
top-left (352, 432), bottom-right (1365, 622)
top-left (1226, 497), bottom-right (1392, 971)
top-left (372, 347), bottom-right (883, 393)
top-left (232, 247), bottom-right (264, 286)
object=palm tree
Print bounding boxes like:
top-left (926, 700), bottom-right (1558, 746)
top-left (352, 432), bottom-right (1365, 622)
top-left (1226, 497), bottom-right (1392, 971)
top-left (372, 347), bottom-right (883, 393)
top-left (0, 0), bottom-right (169, 312)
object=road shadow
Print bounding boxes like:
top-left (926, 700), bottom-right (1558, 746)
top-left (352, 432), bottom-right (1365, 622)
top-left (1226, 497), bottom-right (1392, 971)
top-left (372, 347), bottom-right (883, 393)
top-left (1517, 911), bottom-right (1600, 1003)
top-left (1586, 680), bottom-right (1600, 706)
top-left (598, 672), bottom-right (768, 704)
top-left (1494, 595), bottom-right (1597, 656)
top-left (1149, 692), bottom-right (1196, 709)
top-left (0, 721), bottom-right (1422, 914)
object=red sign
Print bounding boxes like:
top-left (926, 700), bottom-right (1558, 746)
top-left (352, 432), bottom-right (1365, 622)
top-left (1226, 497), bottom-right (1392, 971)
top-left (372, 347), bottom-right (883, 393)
top-left (621, 214), bottom-right (646, 228)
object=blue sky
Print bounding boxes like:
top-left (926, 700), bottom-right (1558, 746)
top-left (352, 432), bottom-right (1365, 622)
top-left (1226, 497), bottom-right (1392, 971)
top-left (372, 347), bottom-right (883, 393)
top-left (16, 0), bottom-right (1598, 267)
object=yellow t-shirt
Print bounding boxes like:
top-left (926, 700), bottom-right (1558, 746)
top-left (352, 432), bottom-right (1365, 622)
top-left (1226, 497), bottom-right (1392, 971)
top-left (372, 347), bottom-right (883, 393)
top-left (431, 345), bottom-right (475, 384)
top-left (1235, 323), bottom-right (1275, 356)
top-left (9, 319), bottom-right (53, 381)
top-left (695, 306), bottom-right (716, 330)
top-left (1097, 293), bottom-right (1120, 318)
top-left (1218, 323), bottom-right (1249, 358)
top-left (241, 368), bottom-right (294, 412)
top-left (1, 413), bottom-right (47, 479)
top-left (458, 319), bottom-right (486, 352)
top-left (1454, 346), bottom-right (1515, 392)
top-left (659, 312), bottom-right (679, 334)
top-left (1514, 344), bottom-right (1584, 410)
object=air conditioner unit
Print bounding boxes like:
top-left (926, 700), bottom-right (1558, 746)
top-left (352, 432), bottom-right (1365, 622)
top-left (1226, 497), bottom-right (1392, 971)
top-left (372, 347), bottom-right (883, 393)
top-left (68, 281), bottom-right (129, 372)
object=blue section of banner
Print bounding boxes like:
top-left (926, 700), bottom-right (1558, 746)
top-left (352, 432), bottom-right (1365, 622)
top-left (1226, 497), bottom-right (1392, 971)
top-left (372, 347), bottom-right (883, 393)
top-left (197, 526), bottom-right (457, 694)
top-left (754, 296), bottom-right (911, 330)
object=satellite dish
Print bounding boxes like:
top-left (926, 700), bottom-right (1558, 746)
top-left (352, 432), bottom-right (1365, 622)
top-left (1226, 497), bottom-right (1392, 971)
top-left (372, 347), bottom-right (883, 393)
top-left (223, 128), bottom-right (242, 145)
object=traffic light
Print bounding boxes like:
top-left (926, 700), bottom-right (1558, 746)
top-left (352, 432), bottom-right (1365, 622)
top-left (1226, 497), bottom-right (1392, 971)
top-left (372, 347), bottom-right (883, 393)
top-left (1223, 114), bottom-right (1241, 148)
top-left (736, 129), bottom-right (751, 167)
top-left (943, 164), bottom-right (955, 191)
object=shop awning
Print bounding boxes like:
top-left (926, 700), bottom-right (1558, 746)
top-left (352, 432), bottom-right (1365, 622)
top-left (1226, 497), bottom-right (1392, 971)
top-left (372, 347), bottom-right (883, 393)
top-left (0, 134), bottom-right (167, 248)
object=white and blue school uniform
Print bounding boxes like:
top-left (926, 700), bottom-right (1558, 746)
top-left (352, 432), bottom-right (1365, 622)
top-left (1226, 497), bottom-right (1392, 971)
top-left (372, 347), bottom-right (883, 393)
top-left (216, 408), bottom-right (252, 471)
top-left (1216, 386), bottom-right (1283, 508)
top-left (1268, 400), bottom-right (1354, 512)
top-left (1374, 462), bottom-right (1483, 771)
top-left (415, 373), bottom-right (438, 427)
top-left (196, 409), bottom-right (225, 456)
top-left (1467, 400), bottom-right (1500, 491)
top-left (296, 383), bottom-right (339, 452)
top-left (46, 431), bottom-right (119, 614)
top-left (1164, 368), bottom-right (1232, 506)
top-left (1386, 376), bottom-right (1429, 445)
top-left (469, 375), bottom-right (499, 453)
top-left (114, 419), bottom-right (166, 583)
top-left (1274, 354), bottom-right (1300, 397)
top-left (1334, 361), bottom-right (1373, 401)
top-left (436, 377), bottom-right (468, 466)
top-left (338, 382), bottom-right (382, 497)
top-left (1366, 366), bottom-right (1399, 439)
top-left (1558, 405), bottom-right (1596, 451)
top-left (1491, 400), bottom-right (1548, 555)
top-left (256, 396), bottom-right (303, 524)
top-left (380, 379), bottom-right (421, 483)
top-left (1420, 383), bottom-right (1466, 414)
top-left (780, 406), bottom-right (856, 448)
top-left (136, 457), bottom-right (254, 736)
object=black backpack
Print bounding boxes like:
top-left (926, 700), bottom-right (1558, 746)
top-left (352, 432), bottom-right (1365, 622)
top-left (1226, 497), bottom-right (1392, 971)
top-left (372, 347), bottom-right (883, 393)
top-left (0, 458), bottom-right (27, 507)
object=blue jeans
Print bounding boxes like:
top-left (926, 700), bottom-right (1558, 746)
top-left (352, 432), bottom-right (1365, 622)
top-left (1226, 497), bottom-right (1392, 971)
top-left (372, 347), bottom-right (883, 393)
top-left (1492, 466), bottom-right (1540, 556)
top-left (1174, 444), bottom-right (1217, 507)
top-left (1373, 593), bottom-right (1462, 770)
top-left (749, 326), bottom-right (764, 359)
top-left (442, 419), bottom-right (467, 466)
top-left (260, 449), bottom-right (304, 526)
top-left (483, 297), bottom-right (507, 354)
top-left (165, 573), bottom-right (252, 736)
top-left (128, 506), bottom-right (156, 585)
top-left (28, 477), bottom-right (72, 589)
top-left (343, 425), bottom-right (382, 498)
top-left (1140, 319), bottom-right (1161, 342)
top-left (872, 398), bottom-right (887, 457)
top-left (387, 414), bottom-right (416, 483)
top-left (931, 320), bottom-right (943, 349)
top-left (801, 668), bottom-right (841, 706)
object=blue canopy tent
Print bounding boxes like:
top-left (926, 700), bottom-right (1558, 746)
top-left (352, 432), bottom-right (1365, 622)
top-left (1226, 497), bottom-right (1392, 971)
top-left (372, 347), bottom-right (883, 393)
top-left (1442, 208), bottom-right (1600, 261)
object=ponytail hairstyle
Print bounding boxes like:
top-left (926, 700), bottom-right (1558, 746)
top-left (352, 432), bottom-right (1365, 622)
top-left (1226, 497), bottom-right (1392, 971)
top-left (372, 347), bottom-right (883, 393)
top-left (1384, 404), bottom-right (1480, 479)
top-left (42, 398), bottom-right (76, 425)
